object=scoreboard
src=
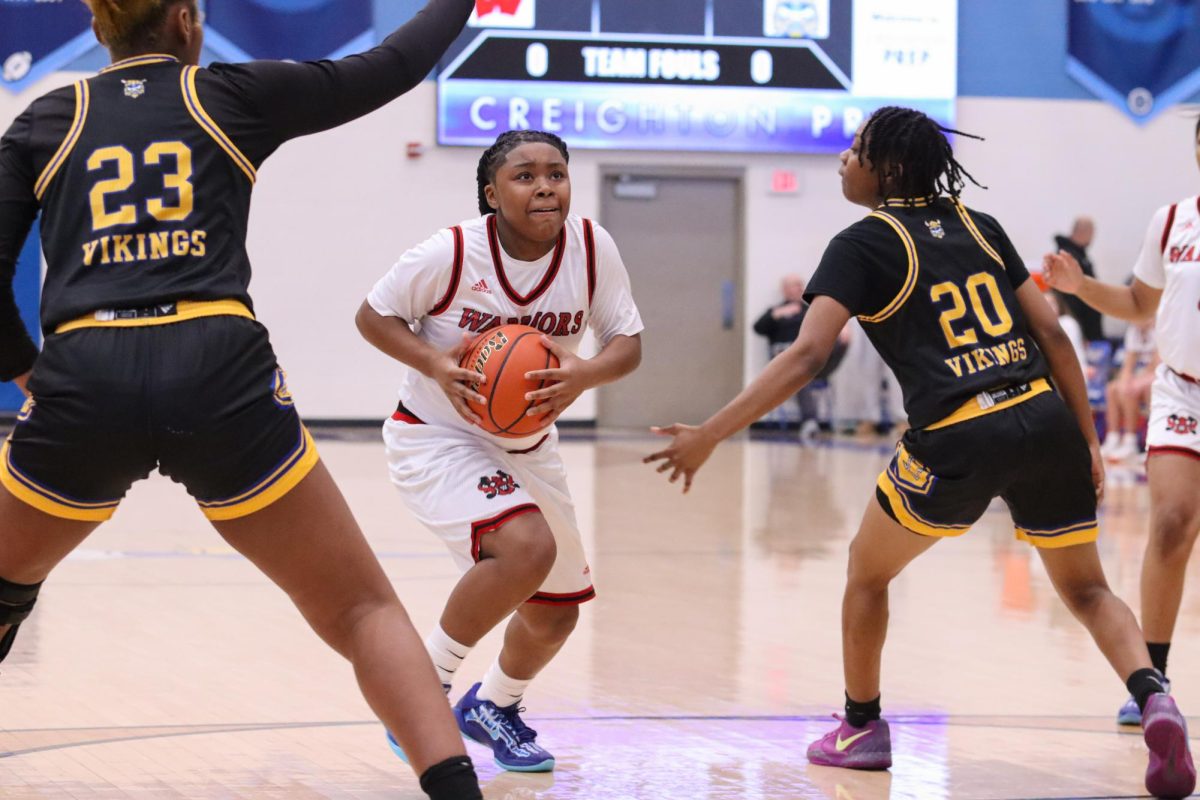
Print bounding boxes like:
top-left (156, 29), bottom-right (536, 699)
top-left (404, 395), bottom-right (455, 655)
top-left (438, 0), bottom-right (957, 154)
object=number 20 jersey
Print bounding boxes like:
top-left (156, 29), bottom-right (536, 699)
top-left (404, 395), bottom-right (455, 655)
top-left (805, 198), bottom-right (1049, 429)
top-left (30, 56), bottom-right (255, 330)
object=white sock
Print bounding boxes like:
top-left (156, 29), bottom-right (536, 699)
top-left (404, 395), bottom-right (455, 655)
top-left (425, 625), bottom-right (471, 689)
top-left (1122, 431), bottom-right (1139, 448)
top-left (476, 660), bottom-right (531, 708)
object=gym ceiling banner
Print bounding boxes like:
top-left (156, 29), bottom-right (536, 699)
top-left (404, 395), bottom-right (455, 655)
top-left (1067, 0), bottom-right (1200, 124)
top-left (0, 0), bottom-right (95, 95)
top-left (203, 0), bottom-right (374, 63)
top-left (438, 0), bottom-right (957, 154)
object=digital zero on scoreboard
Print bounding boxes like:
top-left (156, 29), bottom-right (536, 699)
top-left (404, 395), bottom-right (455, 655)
top-left (438, 0), bottom-right (956, 154)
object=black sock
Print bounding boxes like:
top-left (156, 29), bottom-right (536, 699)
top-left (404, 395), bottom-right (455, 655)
top-left (844, 692), bottom-right (882, 728)
top-left (1147, 641), bottom-right (1171, 677)
top-left (418, 756), bottom-right (482, 800)
top-left (1127, 667), bottom-right (1168, 714)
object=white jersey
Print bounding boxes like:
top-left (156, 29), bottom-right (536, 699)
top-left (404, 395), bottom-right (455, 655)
top-left (1133, 197), bottom-right (1200, 378)
top-left (368, 213), bottom-right (644, 448)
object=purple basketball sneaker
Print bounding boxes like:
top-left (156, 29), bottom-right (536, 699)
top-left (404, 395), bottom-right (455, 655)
top-left (1143, 693), bottom-right (1196, 799)
top-left (807, 715), bottom-right (892, 770)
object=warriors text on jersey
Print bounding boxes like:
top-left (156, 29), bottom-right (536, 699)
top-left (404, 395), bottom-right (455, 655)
top-left (0, 0), bottom-right (472, 381)
top-left (367, 214), bottom-right (644, 449)
top-left (1134, 196), bottom-right (1200, 379)
top-left (805, 197), bottom-right (1048, 429)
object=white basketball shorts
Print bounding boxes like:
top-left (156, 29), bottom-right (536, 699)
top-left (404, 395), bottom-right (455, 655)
top-left (1147, 364), bottom-right (1200, 460)
top-left (382, 414), bottom-right (594, 605)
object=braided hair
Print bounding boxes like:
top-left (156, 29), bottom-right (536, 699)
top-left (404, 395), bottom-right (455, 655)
top-left (476, 130), bottom-right (570, 216)
top-left (858, 106), bottom-right (986, 206)
top-left (83, 0), bottom-right (190, 53)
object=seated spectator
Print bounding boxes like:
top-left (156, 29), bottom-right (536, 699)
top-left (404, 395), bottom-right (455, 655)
top-left (1101, 321), bottom-right (1158, 461)
top-left (754, 274), bottom-right (849, 436)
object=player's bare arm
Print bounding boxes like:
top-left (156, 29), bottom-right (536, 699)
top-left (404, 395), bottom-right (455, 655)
top-left (1015, 279), bottom-right (1105, 500)
top-left (524, 333), bottom-right (642, 422)
top-left (645, 295), bottom-right (851, 493)
top-left (1043, 251), bottom-right (1162, 322)
top-left (355, 300), bottom-right (487, 425)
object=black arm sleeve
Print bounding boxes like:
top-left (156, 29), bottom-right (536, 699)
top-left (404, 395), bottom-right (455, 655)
top-left (0, 108), bottom-right (41, 382)
top-left (207, 0), bottom-right (473, 159)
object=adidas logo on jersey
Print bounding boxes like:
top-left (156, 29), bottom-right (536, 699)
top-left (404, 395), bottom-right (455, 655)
top-left (471, 278), bottom-right (493, 294)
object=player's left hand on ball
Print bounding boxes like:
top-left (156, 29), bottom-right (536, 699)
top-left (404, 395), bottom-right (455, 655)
top-left (643, 423), bottom-right (718, 494)
top-left (523, 336), bottom-right (591, 424)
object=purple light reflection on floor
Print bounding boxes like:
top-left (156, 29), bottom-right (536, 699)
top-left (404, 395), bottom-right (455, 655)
top-left (470, 715), bottom-right (951, 800)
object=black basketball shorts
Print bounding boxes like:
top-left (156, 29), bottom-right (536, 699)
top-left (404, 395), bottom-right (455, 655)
top-left (876, 383), bottom-right (1099, 549)
top-left (1, 304), bottom-right (318, 522)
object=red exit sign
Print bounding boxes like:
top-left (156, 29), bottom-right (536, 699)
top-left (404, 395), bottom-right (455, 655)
top-left (771, 169), bottom-right (799, 195)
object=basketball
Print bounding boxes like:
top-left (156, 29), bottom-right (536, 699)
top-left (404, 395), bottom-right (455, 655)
top-left (460, 324), bottom-right (560, 438)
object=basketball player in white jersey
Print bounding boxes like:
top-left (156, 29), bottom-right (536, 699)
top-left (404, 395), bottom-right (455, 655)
top-left (1045, 118), bottom-right (1200, 725)
top-left (355, 130), bottom-right (643, 771)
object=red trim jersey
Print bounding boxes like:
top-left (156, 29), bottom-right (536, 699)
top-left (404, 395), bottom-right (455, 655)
top-left (1135, 196), bottom-right (1200, 378)
top-left (367, 213), bottom-right (643, 448)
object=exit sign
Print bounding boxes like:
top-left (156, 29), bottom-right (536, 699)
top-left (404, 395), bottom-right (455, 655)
top-left (771, 169), bottom-right (799, 195)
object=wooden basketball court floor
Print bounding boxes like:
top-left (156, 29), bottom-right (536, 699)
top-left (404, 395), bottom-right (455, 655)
top-left (1, 431), bottom-right (1194, 800)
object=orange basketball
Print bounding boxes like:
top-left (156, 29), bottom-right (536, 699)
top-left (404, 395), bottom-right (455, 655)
top-left (459, 325), bottom-right (560, 438)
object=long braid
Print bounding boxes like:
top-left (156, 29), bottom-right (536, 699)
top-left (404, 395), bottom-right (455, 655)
top-left (476, 130), bottom-right (570, 215)
top-left (860, 106), bottom-right (986, 206)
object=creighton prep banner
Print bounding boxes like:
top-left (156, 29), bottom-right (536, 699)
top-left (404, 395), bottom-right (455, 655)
top-left (0, 0), bottom-right (95, 95)
top-left (1068, 0), bottom-right (1200, 124)
top-left (204, 0), bottom-right (374, 63)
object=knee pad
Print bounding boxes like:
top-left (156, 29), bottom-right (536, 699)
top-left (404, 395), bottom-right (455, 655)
top-left (0, 577), bottom-right (42, 663)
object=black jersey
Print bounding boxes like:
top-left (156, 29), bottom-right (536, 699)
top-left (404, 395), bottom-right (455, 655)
top-left (0, 0), bottom-right (472, 381)
top-left (806, 197), bottom-right (1048, 429)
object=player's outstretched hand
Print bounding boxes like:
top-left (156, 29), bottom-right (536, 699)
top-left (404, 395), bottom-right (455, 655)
top-left (1042, 251), bottom-right (1085, 294)
top-left (643, 423), bottom-right (718, 494)
top-left (433, 332), bottom-right (488, 426)
top-left (523, 336), bottom-right (591, 425)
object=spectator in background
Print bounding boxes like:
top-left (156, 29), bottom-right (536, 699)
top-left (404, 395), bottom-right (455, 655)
top-left (754, 274), bottom-right (849, 434)
top-left (1044, 290), bottom-right (1089, 374)
top-left (1102, 321), bottom-right (1158, 462)
top-left (1053, 217), bottom-right (1105, 341)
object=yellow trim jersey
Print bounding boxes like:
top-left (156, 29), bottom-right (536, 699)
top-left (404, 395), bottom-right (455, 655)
top-left (805, 197), bottom-right (1049, 429)
top-left (0, 0), bottom-right (475, 381)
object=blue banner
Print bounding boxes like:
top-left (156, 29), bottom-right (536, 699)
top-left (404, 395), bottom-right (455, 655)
top-left (1, 221), bottom-right (41, 411)
top-left (204, 0), bottom-right (374, 63)
top-left (0, 0), bottom-right (96, 95)
top-left (1067, 0), bottom-right (1200, 123)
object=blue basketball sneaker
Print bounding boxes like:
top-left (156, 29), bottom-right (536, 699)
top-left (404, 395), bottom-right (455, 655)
top-left (454, 683), bottom-right (555, 772)
top-left (385, 683), bottom-right (453, 763)
top-left (1120, 677), bottom-right (1172, 726)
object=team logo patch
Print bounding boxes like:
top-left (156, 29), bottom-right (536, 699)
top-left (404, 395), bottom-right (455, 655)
top-left (477, 470), bottom-right (519, 499)
top-left (122, 79), bottom-right (146, 99)
top-left (925, 219), bottom-right (945, 239)
top-left (15, 396), bottom-right (35, 423)
top-left (889, 443), bottom-right (936, 495)
top-left (271, 368), bottom-right (295, 408)
top-left (1166, 414), bottom-right (1198, 436)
